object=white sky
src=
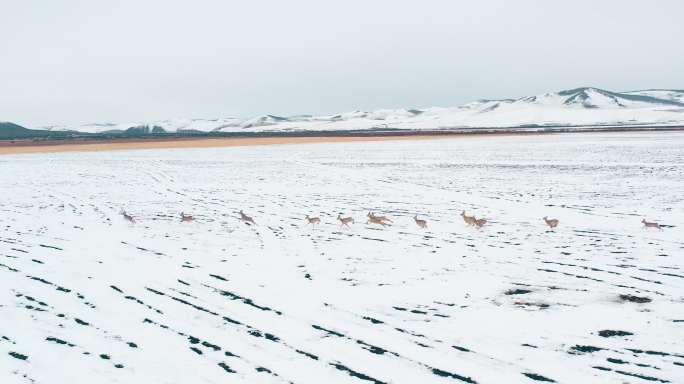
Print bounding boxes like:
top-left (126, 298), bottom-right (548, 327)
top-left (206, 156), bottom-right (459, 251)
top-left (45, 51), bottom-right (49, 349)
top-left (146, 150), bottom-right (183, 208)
top-left (1, 0), bottom-right (682, 127)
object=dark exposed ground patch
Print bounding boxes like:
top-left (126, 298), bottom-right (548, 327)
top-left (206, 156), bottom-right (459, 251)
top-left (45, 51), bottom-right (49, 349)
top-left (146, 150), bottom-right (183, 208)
top-left (570, 345), bottom-right (604, 354)
top-left (360, 236), bottom-right (387, 242)
top-left (330, 362), bottom-right (387, 384)
top-left (537, 268), bottom-right (604, 283)
top-left (146, 287), bottom-right (164, 295)
top-left (169, 295), bottom-right (218, 316)
top-left (209, 274), bottom-right (229, 281)
top-left (74, 318), bottom-right (90, 326)
top-left (9, 351), bottom-right (28, 360)
top-left (659, 272), bottom-right (684, 279)
top-left (394, 327), bottom-right (426, 338)
top-left (431, 367), bottom-right (477, 383)
top-left (607, 357), bottom-right (628, 364)
top-left (256, 366), bottom-right (274, 374)
top-left (110, 285), bottom-right (123, 293)
top-left (452, 345), bottom-right (471, 352)
top-left (39, 244), bottom-right (63, 250)
top-left (505, 289), bottom-right (532, 295)
top-left (218, 362), bottom-right (236, 373)
top-left (260, 332), bottom-right (279, 342)
top-left (356, 340), bottom-right (392, 356)
top-left (312, 324), bottom-right (345, 338)
top-left (122, 294), bottom-right (164, 314)
top-left (626, 348), bottom-right (684, 358)
top-left (514, 301), bottom-right (550, 309)
top-left (201, 341), bottom-right (221, 351)
top-left (363, 316), bottom-right (384, 324)
top-left (222, 316), bottom-right (243, 325)
top-left (29, 276), bottom-right (54, 286)
top-left (619, 294), bottom-right (651, 303)
top-left (0, 262), bottom-right (19, 272)
top-left (296, 349), bottom-right (319, 360)
top-left (208, 285), bottom-right (283, 315)
top-left (19, 295), bottom-right (48, 307)
top-left (46, 336), bottom-right (75, 347)
top-left (614, 369), bottom-right (670, 383)
top-left (522, 372), bottom-right (556, 382)
top-left (598, 330), bottom-right (633, 337)
top-left (248, 330), bottom-right (280, 342)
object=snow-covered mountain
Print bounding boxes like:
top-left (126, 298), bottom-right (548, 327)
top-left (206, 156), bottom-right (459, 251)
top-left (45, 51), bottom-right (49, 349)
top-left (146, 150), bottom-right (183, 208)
top-left (40, 118), bottom-right (245, 134)
top-left (35, 87), bottom-right (684, 134)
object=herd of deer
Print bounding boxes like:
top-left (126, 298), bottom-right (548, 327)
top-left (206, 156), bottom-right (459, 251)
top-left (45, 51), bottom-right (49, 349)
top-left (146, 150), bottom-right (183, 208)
top-left (121, 210), bottom-right (663, 231)
top-left (121, 209), bottom-right (663, 231)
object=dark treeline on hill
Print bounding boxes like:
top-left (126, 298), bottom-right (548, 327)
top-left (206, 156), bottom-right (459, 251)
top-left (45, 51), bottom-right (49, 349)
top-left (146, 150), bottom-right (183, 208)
top-left (0, 122), bottom-right (170, 140)
top-left (0, 122), bottom-right (76, 139)
top-left (3, 120), bottom-right (684, 142)
top-left (0, 121), bottom-right (412, 141)
top-left (117, 125), bottom-right (166, 135)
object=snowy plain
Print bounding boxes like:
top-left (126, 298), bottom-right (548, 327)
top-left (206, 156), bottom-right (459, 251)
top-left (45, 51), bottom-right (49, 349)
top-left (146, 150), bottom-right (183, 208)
top-left (1, 132), bottom-right (683, 383)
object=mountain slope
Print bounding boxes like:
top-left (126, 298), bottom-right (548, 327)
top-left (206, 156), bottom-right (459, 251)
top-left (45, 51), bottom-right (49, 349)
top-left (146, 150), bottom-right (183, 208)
top-left (17, 87), bottom-right (684, 136)
top-left (222, 87), bottom-right (684, 132)
top-left (623, 89), bottom-right (684, 104)
top-left (0, 122), bottom-right (64, 139)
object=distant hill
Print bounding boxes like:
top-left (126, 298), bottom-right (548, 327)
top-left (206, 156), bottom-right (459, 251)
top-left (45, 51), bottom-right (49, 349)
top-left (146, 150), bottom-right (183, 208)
top-left (0, 122), bottom-right (43, 139)
top-left (58, 88), bottom-right (684, 133)
top-left (0, 121), bottom-right (79, 139)
top-left (6, 87), bottom-right (684, 140)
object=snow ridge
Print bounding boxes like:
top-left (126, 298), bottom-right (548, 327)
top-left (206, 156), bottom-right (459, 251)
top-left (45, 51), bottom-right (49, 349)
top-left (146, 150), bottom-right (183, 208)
top-left (34, 87), bottom-right (684, 133)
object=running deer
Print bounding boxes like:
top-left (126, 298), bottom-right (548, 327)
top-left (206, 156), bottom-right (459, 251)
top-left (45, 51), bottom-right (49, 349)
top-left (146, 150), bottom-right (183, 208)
top-left (337, 214), bottom-right (354, 228)
top-left (239, 210), bottom-right (256, 225)
top-left (642, 219), bottom-right (662, 230)
top-left (474, 217), bottom-right (487, 228)
top-left (369, 212), bottom-right (393, 223)
top-left (367, 212), bottom-right (391, 227)
top-left (121, 210), bottom-right (135, 224)
top-left (414, 215), bottom-right (427, 229)
top-left (543, 216), bottom-right (559, 229)
top-left (180, 212), bottom-right (194, 222)
top-left (305, 215), bottom-right (321, 226)
top-left (460, 210), bottom-right (476, 226)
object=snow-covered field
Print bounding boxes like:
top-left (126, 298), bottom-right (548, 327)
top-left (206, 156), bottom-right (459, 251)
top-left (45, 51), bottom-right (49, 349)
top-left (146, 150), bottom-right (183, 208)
top-left (1, 132), bottom-right (683, 384)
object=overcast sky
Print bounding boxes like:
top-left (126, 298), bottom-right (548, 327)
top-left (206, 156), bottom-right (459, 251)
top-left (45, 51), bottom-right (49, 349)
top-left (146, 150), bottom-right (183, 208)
top-left (1, 0), bottom-right (682, 127)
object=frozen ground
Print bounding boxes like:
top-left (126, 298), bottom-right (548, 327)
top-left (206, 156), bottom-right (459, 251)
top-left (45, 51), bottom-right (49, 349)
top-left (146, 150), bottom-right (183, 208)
top-left (1, 132), bottom-right (683, 383)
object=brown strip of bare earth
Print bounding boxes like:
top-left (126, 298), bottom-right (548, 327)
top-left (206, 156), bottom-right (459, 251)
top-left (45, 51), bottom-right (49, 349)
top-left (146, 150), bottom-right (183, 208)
top-left (0, 134), bottom-right (462, 155)
top-left (1, 127), bottom-right (683, 155)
